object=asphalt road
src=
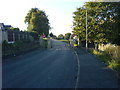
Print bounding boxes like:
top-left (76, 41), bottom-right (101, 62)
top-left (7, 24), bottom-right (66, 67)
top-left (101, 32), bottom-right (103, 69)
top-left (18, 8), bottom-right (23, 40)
top-left (2, 39), bottom-right (77, 88)
top-left (2, 39), bottom-right (118, 88)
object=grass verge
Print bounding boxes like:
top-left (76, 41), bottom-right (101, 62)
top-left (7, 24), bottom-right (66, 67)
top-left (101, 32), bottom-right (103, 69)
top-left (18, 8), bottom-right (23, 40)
top-left (58, 39), bottom-right (70, 43)
top-left (88, 48), bottom-right (120, 79)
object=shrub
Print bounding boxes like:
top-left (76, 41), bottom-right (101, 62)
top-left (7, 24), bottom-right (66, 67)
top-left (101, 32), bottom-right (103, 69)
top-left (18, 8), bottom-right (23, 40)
top-left (89, 45), bottom-right (120, 78)
top-left (104, 46), bottom-right (120, 64)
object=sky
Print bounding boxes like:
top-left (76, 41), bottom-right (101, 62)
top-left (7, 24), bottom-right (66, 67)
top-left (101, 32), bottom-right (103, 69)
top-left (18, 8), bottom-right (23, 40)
top-left (0, 0), bottom-right (88, 36)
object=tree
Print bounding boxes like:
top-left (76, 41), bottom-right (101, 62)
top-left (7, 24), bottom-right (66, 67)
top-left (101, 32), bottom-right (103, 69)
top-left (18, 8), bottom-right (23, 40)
top-left (64, 33), bottom-right (71, 40)
top-left (72, 2), bottom-right (120, 45)
top-left (24, 8), bottom-right (50, 36)
top-left (50, 33), bottom-right (54, 37)
top-left (11, 27), bottom-right (20, 31)
top-left (29, 32), bottom-right (39, 40)
top-left (72, 7), bottom-right (86, 42)
top-left (58, 34), bottom-right (64, 39)
top-left (53, 35), bottom-right (57, 39)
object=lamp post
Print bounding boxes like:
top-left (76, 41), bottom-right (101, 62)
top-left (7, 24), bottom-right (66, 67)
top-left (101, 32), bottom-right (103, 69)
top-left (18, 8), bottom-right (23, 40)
top-left (86, 9), bottom-right (88, 52)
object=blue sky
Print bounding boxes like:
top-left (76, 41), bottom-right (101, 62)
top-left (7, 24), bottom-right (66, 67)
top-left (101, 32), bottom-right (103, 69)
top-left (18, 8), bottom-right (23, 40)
top-left (0, 0), bottom-right (87, 36)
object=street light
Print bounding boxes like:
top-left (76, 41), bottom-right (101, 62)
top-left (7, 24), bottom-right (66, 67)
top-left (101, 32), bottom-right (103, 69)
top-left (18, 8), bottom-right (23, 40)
top-left (86, 9), bottom-right (88, 52)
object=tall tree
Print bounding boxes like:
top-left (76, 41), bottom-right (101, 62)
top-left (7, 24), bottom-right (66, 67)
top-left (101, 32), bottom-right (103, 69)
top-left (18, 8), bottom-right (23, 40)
top-left (49, 32), bottom-right (54, 37)
top-left (72, 2), bottom-right (120, 45)
top-left (64, 33), bottom-right (71, 40)
top-left (58, 34), bottom-right (64, 39)
top-left (24, 8), bottom-right (50, 36)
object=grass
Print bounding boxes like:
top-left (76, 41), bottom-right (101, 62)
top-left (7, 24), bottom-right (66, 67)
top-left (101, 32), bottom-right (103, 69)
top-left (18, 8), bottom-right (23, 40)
top-left (58, 39), bottom-right (70, 43)
top-left (43, 38), bottom-right (48, 40)
top-left (89, 49), bottom-right (111, 64)
top-left (74, 43), bottom-right (78, 47)
top-left (88, 47), bottom-right (120, 78)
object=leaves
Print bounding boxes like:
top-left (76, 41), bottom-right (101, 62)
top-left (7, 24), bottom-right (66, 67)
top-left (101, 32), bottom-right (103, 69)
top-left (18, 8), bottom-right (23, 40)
top-left (72, 2), bottom-right (120, 45)
top-left (64, 33), bottom-right (71, 40)
top-left (25, 8), bottom-right (50, 36)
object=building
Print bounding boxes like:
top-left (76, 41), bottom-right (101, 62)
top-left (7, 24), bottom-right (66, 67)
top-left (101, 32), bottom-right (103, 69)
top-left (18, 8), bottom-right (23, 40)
top-left (0, 23), bottom-right (5, 30)
top-left (0, 23), bottom-right (11, 43)
top-left (0, 23), bottom-right (12, 30)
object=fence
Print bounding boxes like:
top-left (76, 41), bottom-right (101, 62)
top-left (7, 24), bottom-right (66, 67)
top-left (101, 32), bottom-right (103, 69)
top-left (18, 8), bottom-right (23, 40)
top-left (1, 30), bottom-right (33, 43)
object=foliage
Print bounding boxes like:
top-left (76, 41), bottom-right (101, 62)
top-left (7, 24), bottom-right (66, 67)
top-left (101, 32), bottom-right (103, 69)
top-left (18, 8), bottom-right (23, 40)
top-left (52, 35), bottom-right (57, 39)
top-left (49, 33), bottom-right (54, 37)
top-left (29, 32), bottom-right (39, 40)
top-left (24, 8), bottom-right (50, 36)
top-left (104, 46), bottom-right (120, 60)
top-left (11, 27), bottom-right (20, 31)
top-left (58, 34), bottom-right (64, 39)
top-left (89, 45), bottom-right (120, 78)
top-left (58, 40), bottom-right (69, 43)
top-left (72, 2), bottom-right (120, 45)
top-left (64, 33), bottom-right (71, 40)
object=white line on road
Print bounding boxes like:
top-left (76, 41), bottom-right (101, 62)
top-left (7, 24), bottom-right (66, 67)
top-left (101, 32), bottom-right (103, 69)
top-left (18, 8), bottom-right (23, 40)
top-left (73, 49), bottom-right (80, 90)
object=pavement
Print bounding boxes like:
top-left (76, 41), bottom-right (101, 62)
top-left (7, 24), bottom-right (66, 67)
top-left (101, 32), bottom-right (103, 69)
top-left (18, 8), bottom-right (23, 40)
top-left (74, 47), bottom-right (118, 88)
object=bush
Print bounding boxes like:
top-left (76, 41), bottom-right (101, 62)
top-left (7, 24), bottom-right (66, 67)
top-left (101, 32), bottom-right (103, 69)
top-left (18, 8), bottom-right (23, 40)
top-left (104, 46), bottom-right (120, 65)
top-left (89, 46), bottom-right (120, 78)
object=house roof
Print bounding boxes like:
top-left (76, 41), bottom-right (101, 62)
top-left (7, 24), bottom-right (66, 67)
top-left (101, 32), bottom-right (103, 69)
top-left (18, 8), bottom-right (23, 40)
top-left (0, 23), bottom-right (4, 27)
top-left (0, 23), bottom-right (12, 27)
top-left (0, 23), bottom-right (12, 30)
top-left (4, 25), bottom-right (12, 28)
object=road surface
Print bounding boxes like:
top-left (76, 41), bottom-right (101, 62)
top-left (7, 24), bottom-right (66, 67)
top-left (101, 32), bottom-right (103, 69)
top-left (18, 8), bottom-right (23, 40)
top-left (2, 39), bottom-right (118, 88)
top-left (3, 39), bottom-right (77, 88)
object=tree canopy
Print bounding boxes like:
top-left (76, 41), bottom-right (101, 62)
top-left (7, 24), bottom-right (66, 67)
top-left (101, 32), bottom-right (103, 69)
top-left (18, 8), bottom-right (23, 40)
top-left (64, 33), bottom-right (71, 40)
top-left (58, 34), bottom-right (64, 39)
top-left (11, 27), bottom-right (20, 31)
top-left (72, 2), bottom-right (120, 45)
top-left (24, 8), bottom-right (50, 36)
top-left (49, 32), bottom-right (54, 37)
